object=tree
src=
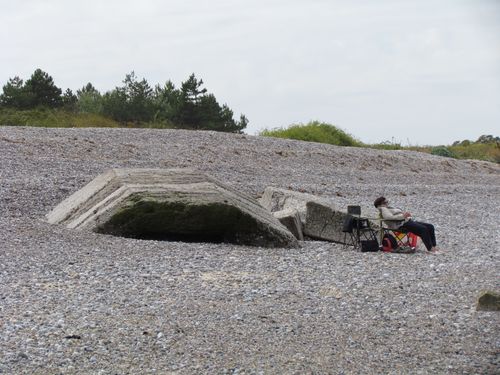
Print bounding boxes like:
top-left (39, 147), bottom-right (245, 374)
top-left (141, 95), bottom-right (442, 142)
top-left (152, 80), bottom-right (180, 123)
top-left (220, 105), bottom-right (248, 133)
top-left (164, 73), bottom-right (248, 132)
top-left (76, 83), bottom-right (103, 114)
top-left (122, 72), bottom-right (154, 123)
top-left (196, 94), bottom-right (248, 132)
top-left (197, 94), bottom-right (221, 129)
top-left (62, 89), bottom-right (78, 112)
top-left (102, 72), bottom-right (154, 124)
top-left (0, 69), bottom-right (249, 132)
top-left (0, 76), bottom-right (31, 108)
top-left (101, 89), bottom-right (129, 123)
top-left (180, 74), bottom-right (207, 104)
top-left (174, 74), bottom-right (207, 128)
top-left (476, 135), bottom-right (500, 144)
top-left (24, 68), bottom-right (63, 108)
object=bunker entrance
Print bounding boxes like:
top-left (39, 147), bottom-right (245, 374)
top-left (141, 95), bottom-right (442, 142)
top-left (95, 200), bottom-right (261, 245)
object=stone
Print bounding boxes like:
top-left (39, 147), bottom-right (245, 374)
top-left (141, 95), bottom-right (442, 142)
top-left (272, 208), bottom-right (304, 241)
top-left (259, 187), bottom-right (379, 244)
top-left (47, 168), bottom-right (299, 248)
top-left (476, 291), bottom-right (500, 311)
top-left (258, 187), bottom-right (328, 224)
top-left (303, 201), bottom-right (349, 242)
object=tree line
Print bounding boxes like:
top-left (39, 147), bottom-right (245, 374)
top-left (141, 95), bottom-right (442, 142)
top-left (0, 69), bottom-right (248, 132)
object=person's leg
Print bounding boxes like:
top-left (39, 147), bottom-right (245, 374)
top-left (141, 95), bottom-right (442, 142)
top-left (420, 222), bottom-right (436, 247)
top-left (400, 221), bottom-right (433, 250)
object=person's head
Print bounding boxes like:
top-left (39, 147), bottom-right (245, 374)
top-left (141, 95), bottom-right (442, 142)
top-left (374, 196), bottom-right (388, 208)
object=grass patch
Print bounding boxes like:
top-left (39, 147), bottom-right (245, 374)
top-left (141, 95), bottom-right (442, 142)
top-left (448, 143), bottom-right (500, 163)
top-left (259, 120), bottom-right (499, 163)
top-left (368, 142), bottom-right (403, 151)
top-left (0, 108), bottom-right (181, 129)
top-left (260, 121), bottom-right (362, 147)
top-left (0, 108), bottom-right (120, 128)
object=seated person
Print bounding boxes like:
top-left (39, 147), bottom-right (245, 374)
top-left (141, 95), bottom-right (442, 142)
top-left (374, 196), bottom-right (441, 253)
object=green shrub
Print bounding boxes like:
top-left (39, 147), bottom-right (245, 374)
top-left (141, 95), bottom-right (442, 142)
top-left (488, 147), bottom-right (500, 163)
top-left (448, 143), bottom-right (500, 163)
top-left (431, 146), bottom-right (455, 158)
top-left (259, 121), bottom-right (361, 147)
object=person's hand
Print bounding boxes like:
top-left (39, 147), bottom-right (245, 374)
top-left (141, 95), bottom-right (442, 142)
top-left (403, 212), bottom-right (412, 218)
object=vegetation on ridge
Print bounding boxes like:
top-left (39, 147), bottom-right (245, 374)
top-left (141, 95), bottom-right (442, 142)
top-left (260, 121), bottom-right (362, 147)
top-left (0, 69), bottom-right (247, 133)
top-left (260, 122), bottom-right (500, 163)
top-left (1, 69), bottom-right (497, 163)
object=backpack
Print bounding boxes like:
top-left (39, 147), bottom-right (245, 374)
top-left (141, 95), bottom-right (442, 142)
top-left (382, 233), bottom-right (398, 252)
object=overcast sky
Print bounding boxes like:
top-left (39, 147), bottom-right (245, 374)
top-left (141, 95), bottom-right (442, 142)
top-left (1, 0), bottom-right (499, 145)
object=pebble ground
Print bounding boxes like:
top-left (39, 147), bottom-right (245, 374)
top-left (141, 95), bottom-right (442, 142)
top-left (0, 127), bottom-right (499, 374)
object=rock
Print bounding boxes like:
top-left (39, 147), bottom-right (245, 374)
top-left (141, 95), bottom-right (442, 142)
top-left (273, 208), bottom-right (304, 241)
top-left (259, 187), bottom-right (378, 244)
top-left (477, 291), bottom-right (500, 311)
top-left (258, 187), bottom-right (329, 223)
top-left (304, 201), bottom-right (349, 242)
top-left (47, 168), bottom-right (298, 248)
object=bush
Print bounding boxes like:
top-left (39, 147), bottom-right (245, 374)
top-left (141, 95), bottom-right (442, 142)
top-left (488, 147), bottom-right (500, 163)
top-left (448, 142), bottom-right (500, 163)
top-left (259, 121), bottom-right (361, 147)
top-left (431, 146), bottom-right (455, 158)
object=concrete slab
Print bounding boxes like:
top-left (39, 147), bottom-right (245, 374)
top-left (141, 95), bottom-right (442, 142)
top-left (47, 169), bottom-right (299, 248)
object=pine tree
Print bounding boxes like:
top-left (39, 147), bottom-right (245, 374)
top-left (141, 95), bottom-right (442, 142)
top-left (24, 69), bottom-right (63, 108)
top-left (0, 76), bottom-right (30, 108)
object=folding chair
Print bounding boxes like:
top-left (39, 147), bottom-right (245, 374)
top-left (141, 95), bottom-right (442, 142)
top-left (342, 205), bottom-right (379, 252)
top-left (379, 216), bottom-right (418, 252)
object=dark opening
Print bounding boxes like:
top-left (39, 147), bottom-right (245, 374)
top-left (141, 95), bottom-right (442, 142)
top-left (96, 200), bottom-right (260, 245)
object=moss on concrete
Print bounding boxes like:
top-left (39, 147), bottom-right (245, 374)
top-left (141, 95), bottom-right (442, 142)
top-left (96, 198), bottom-right (271, 245)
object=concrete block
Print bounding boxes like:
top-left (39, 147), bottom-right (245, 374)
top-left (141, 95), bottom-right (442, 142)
top-left (273, 208), bottom-right (304, 241)
top-left (47, 168), bottom-right (299, 248)
top-left (304, 201), bottom-right (348, 243)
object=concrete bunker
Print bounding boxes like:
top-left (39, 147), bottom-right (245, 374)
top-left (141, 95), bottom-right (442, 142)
top-left (47, 169), bottom-right (299, 248)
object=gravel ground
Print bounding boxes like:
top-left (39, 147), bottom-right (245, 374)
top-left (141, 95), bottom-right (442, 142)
top-left (0, 126), bottom-right (499, 374)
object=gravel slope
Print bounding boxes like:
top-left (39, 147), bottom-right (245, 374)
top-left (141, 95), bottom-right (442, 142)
top-left (1, 126), bottom-right (499, 374)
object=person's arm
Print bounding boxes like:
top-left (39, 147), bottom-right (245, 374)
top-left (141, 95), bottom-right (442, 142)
top-left (379, 206), bottom-right (405, 221)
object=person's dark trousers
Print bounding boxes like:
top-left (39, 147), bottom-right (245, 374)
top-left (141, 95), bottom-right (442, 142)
top-left (399, 220), bottom-right (436, 251)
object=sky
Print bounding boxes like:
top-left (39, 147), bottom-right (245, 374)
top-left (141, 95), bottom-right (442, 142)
top-left (1, 0), bottom-right (499, 145)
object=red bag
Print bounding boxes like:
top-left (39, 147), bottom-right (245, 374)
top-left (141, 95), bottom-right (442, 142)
top-left (382, 234), bottom-right (397, 252)
top-left (408, 233), bottom-right (418, 248)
